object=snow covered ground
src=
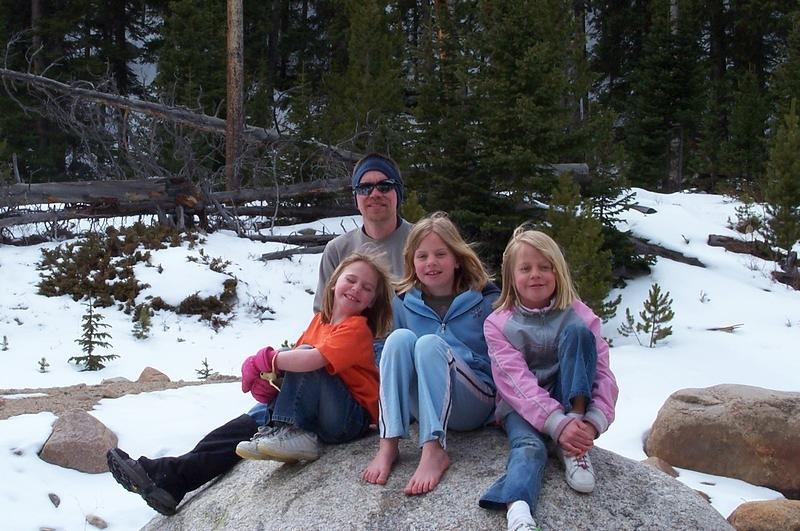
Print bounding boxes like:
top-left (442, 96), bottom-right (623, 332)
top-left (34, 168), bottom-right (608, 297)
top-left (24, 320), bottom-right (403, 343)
top-left (0, 190), bottom-right (797, 530)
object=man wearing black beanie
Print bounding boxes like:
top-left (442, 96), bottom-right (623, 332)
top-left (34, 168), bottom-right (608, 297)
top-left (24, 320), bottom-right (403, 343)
top-left (313, 152), bottom-right (413, 312)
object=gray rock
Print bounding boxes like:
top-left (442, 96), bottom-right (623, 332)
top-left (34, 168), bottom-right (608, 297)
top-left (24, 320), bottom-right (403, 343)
top-left (86, 514), bottom-right (108, 529)
top-left (38, 410), bottom-right (117, 474)
top-left (48, 492), bottom-right (60, 507)
top-left (143, 428), bottom-right (731, 530)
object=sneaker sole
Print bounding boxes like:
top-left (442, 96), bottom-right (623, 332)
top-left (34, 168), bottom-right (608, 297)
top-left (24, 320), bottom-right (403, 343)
top-left (106, 449), bottom-right (178, 516)
top-left (256, 444), bottom-right (319, 463)
top-left (565, 478), bottom-right (595, 494)
top-left (235, 444), bottom-right (270, 461)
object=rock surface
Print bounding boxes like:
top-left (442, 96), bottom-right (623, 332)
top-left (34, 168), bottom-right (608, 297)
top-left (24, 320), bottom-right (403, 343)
top-left (143, 428), bottom-right (731, 530)
top-left (645, 384), bottom-right (800, 499)
top-left (137, 367), bottom-right (170, 383)
top-left (641, 456), bottom-right (678, 477)
top-left (39, 410), bottom-right (118, 473)
top-left (727, 499), bottom-right (800, 531)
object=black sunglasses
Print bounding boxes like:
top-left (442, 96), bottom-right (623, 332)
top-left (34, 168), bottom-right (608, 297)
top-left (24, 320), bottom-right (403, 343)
top-left (353, 179), bottom-right (399, 196)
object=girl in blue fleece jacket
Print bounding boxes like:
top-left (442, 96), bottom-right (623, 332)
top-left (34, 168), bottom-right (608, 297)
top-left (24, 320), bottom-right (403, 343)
top-left (361, 212), bottom-right (498, 495)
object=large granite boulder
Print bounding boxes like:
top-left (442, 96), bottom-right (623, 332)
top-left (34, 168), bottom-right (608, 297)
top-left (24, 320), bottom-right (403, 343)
top-left (39, 410), bottom-right (118, 473)
top-left (143, 428), bottom-right (730, 530)
top-left (727, 499), bottom-right (800, 531)
top-left (645, 384), bottom-right (800, 499)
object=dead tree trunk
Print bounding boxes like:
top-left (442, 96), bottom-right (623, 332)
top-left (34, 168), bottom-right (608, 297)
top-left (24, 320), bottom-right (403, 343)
top-left (226, 0), bottom-right (244, 191)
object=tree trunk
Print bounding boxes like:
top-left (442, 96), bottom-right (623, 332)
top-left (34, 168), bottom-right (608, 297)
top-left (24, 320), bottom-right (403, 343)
top-left (226, 0), bottom-right (244, 191)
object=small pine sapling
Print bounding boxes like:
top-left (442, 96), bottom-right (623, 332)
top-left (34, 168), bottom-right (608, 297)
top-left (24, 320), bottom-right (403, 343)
top-left (1, 335), bottom-right (8, 351)
top-left (132, 304), bottom-right (152, 339)
top-left (617, 308), bottom-right (643, 346)
top-left (637, 283), bottom-right (675, 348)
top-left (69, 297), bottom-right (119, 371)
top-left (38, 357), bottom-right (50, 373)
top-left (195, 357), bottom-right (215, 380)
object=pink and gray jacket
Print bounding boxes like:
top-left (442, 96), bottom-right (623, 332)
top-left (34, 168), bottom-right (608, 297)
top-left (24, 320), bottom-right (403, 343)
top-left (484, 299), bottom-right (618, 442)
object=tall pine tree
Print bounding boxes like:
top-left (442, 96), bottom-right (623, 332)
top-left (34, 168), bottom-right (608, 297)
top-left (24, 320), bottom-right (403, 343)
top-left (763, 100), bottom-right (800, 256)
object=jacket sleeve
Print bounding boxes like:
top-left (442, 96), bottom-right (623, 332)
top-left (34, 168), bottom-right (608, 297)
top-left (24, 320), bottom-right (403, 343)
top-left (485, 313), bottom-right (571, 440)
top-left (576, 302), bottom-right (619, 435)
top-left (391, 295), bottom-right (407, 330)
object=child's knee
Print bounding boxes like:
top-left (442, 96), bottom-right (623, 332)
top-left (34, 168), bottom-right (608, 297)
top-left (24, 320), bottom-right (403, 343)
top-left (413, 334), bottom-right (449, 362)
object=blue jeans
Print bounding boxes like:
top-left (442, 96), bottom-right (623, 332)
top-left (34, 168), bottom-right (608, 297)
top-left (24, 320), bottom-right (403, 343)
top-left (378, 329), bottom-right (495, 448)
top-left (479, 324), bottom-right (597, 512)
top-left (247, 368), bottom-right (371, 444)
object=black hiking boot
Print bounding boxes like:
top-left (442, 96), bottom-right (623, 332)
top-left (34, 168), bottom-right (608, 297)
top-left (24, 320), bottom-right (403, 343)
top-left (106, 448), bottom-right (179, 516)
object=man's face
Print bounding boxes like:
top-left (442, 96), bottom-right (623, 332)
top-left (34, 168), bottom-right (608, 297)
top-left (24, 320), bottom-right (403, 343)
top-left (354, 170), bottom-right (398, 224)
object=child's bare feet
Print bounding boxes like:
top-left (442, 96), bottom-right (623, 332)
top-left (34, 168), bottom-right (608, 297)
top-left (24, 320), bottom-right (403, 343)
top-left (361, 437), bottom-right (399, 485)
top-left (403, 440), bottom-right (450, 495)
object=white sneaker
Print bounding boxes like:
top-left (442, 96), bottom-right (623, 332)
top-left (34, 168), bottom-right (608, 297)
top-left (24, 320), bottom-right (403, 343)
top-left (256, 424), bottom-right (320, 463)
top-left (557, 448), bottom-right (596, 493)
top-left (509, 519), bottom-right (541, 531)
top-left (235, 425), bottom-right (280, 460)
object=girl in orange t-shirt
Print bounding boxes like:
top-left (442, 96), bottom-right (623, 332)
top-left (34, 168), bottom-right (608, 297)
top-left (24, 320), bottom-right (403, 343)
top-left (235, 252), bottom-right (394, 463)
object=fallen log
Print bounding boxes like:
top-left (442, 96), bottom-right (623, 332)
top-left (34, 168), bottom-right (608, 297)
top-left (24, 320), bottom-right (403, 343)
top-left (260, 245), bottom-right (326, 261)
top-left (707, 234), bottom-right (774, 261)
top-left (246, 234), bottom-right (336, 246)
top-left (630, 236), bottom-right (705, 268)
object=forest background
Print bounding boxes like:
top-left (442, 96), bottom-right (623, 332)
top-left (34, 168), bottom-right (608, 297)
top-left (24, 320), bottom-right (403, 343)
top-left (1, 0), bottom-right (799, 316)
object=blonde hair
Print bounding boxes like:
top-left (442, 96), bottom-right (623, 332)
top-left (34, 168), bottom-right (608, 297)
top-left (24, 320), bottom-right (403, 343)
top-left (319, 252), bottom-right (394, 338)
top-left (495, 226), bottom-right (578, 311)
top-left (396, 212), bottom-right (491, 295)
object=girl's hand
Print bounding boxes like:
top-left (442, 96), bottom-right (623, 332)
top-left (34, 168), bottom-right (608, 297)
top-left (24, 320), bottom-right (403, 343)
top-left (557, 419), bottom-right (594, 456)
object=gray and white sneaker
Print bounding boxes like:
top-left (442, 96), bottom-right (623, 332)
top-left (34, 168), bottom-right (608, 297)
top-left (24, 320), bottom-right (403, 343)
top-left (557, 448), bottom-right (596, 493)
top-left (510, 521), bottom-right (541, 531)
top-left (256, 424), bottom-right (320, 463)
top-left (235, 425), bottom-right (280, 460)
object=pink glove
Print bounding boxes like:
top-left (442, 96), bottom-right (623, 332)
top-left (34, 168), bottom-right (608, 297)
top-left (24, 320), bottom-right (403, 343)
top-left (241, 347), bottom-right (280, 403)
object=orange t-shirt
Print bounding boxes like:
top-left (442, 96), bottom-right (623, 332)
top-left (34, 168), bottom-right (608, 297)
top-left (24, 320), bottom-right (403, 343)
top-left (294, 313), bottom-right (379, 422)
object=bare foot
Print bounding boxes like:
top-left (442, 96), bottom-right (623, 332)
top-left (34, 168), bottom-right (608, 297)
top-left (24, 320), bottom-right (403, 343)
top-left (361, 438), bottom-right (399, 485)
top-left (403, 440), bottom-right (450, 495)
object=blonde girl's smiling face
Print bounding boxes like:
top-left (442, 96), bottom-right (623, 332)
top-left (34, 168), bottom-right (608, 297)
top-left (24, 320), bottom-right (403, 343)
top-left (513, 243), bottom-right (557, 309)
top-left (413, 231), bottom-right (458, 297)
top-left (331, 261), bottom-right (378, 321)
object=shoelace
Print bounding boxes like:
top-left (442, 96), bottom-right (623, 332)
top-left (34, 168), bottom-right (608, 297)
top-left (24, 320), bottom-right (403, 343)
top-left (252, 425), bottom-right (280, 441)
top-left (573, 455), bottom-right (591, 470)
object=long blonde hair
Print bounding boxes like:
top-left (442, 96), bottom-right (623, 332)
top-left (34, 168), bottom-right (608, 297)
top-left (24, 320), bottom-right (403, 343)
top-left (396, 212), bottom-right (491, 295)
top-left (319, 252), bottom-right (394, 338)
top-left (495, 226), bottom-right (577, 311)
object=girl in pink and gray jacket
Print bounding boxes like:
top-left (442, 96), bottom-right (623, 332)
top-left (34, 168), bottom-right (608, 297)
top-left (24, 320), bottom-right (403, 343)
top-left (478, 227), bottom-right (618, 531)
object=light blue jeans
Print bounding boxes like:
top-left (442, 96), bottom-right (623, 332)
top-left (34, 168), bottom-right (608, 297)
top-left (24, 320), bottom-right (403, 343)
top-left (247, 368), bottom-right (371, 444)
top-left (378, 329), bottom-right (495, 448)
top-left (479, 324), bottom-right (597, 512)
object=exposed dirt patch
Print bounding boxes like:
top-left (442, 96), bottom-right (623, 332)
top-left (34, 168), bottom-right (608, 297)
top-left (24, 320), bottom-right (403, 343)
top-left (0, 375), bottom-right (239, 421)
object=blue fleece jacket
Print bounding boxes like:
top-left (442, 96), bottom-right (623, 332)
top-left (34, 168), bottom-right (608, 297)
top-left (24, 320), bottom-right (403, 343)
top-left (392, 283), bottom-right (500, 389)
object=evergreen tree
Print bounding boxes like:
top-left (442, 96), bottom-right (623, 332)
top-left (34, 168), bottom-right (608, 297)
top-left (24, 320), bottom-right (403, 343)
top-left (625, 0), bottom-right (703, 191)
top-left (155, 0), bottom-right (226, 112)
top-left (70, 297), bottom-right (119, 371)
top-left (637, 282), bottom-right (675, 348)
top-left (546, 174), bottom-right (618, 320)
top-left (316, 0), bottom-right (405, 153)
top-left (720, 69), bottom-right (769, 193)
top-left (409, 0), bottom-right (506, 263)
top-left (763, 100), bottom-right (800, 256)
top-left (476, 0), bottom-right (592, 202)
top-left (773, 9), bottom-right (800, 118)
top-left (132, 303), bottom-right (152, 340)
